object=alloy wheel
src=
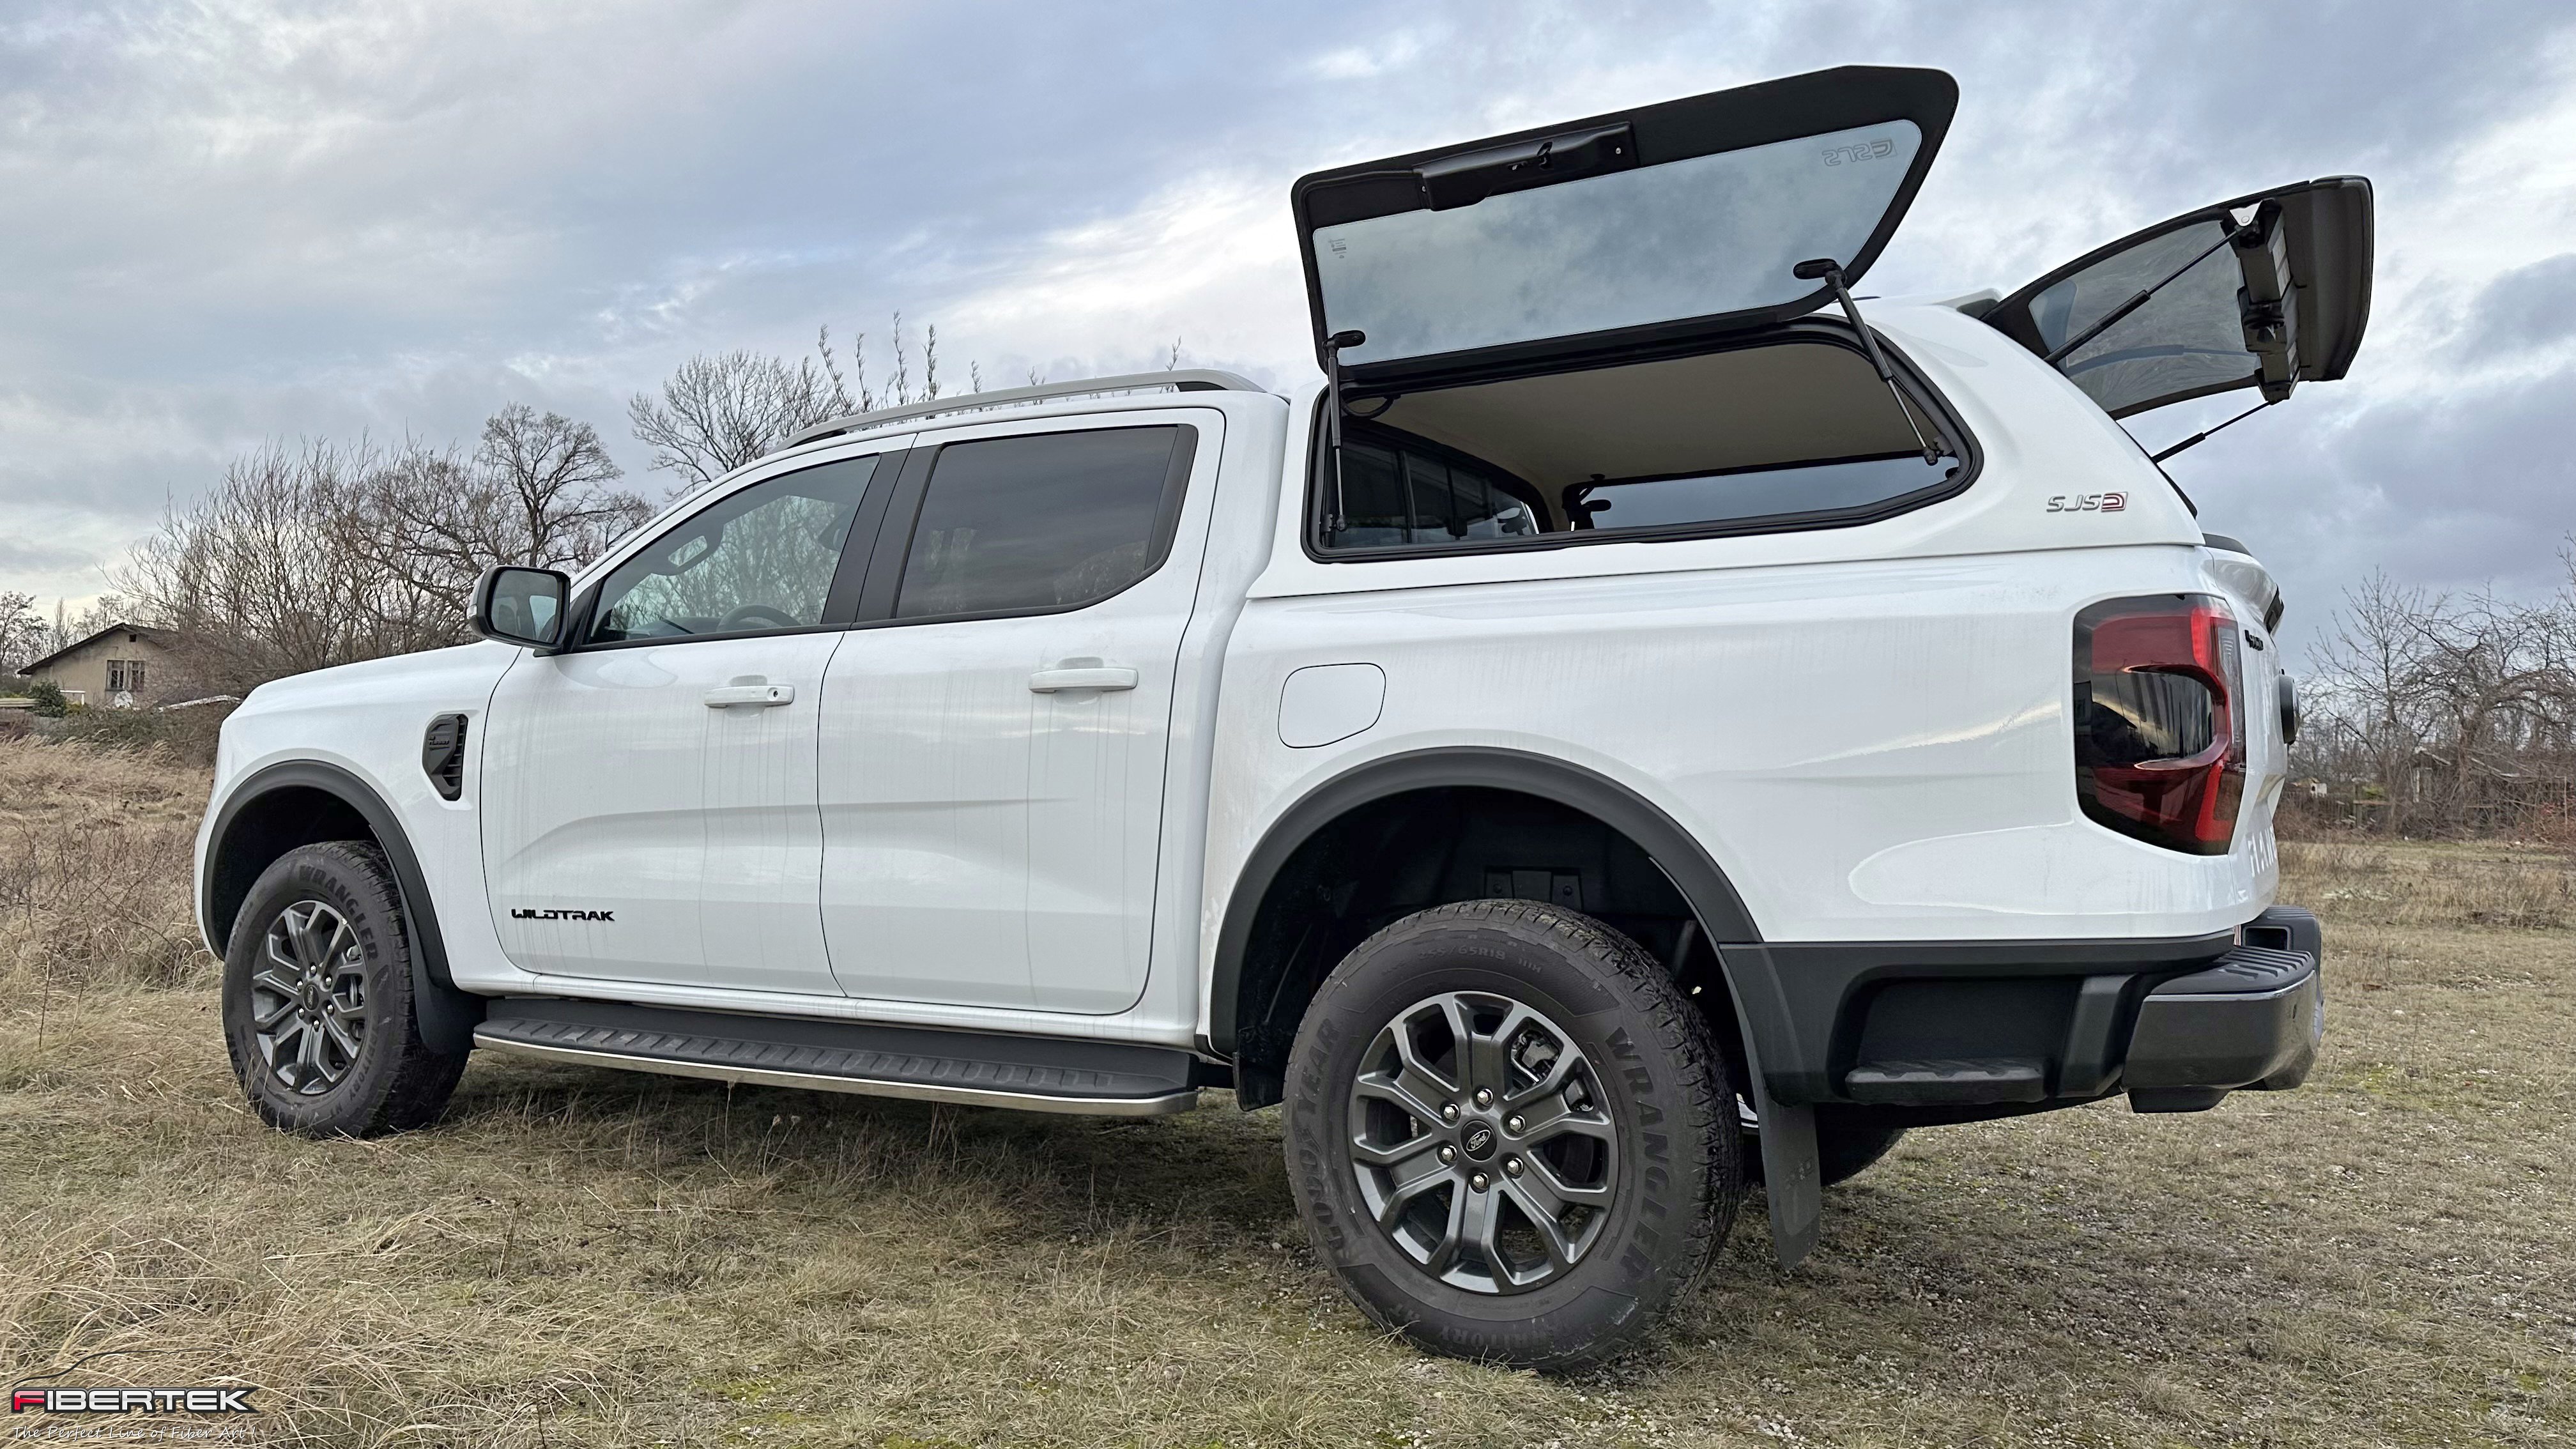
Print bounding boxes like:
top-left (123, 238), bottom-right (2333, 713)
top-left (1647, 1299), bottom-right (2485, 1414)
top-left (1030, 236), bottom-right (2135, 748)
top-left (1346, 990), bottom-right (1620, 1293)
top-left (250, 900), bottom-right (369, 1095)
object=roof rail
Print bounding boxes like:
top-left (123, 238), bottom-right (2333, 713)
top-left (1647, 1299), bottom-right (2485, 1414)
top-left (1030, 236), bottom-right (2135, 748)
top-left (788, 369), bottom-right (1269, 448)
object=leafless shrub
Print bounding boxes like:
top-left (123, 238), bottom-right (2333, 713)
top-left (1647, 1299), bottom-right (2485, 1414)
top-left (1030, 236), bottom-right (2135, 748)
top-left (0, 738), bottom-right (213, 1003)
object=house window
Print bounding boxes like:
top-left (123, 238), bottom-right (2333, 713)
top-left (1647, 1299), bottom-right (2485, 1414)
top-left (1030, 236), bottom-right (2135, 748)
top-left (106, 659), bottom-right (144, 694)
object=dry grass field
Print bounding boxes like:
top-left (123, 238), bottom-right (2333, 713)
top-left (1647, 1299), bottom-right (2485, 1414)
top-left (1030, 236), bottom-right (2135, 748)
top-left (1, 734), bottom-right (2570, 1447)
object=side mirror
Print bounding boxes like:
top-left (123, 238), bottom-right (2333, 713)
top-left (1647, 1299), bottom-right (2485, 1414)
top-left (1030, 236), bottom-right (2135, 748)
top-left (471, 565), bottom-right (570, 650)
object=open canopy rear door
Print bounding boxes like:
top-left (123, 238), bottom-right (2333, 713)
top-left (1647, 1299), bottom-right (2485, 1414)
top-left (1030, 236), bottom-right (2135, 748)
top-left (1984, 178), bottom-right (2374, 419)
top-left (1292, 66), bottom-right (1958, 389)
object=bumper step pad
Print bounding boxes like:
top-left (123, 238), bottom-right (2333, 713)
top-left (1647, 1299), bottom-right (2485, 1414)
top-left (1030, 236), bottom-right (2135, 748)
top-left (1843, 1057), bottom-right (2046, 1104)
top-left (474, 997), bottom-right (1202, 1116)
top-left (2124, 928), bottom-right (2324, 1110)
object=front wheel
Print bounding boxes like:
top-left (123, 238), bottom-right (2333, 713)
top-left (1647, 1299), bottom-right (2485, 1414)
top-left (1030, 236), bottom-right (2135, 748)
top-left (220, 841), bottom-right (467, 1137)
top-left (1283, 900), bottom-right (1738, 1369)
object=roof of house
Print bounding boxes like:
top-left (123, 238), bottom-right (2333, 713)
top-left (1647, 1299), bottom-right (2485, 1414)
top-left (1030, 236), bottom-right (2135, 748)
top-left (18, 622), bottom-right (178, 677)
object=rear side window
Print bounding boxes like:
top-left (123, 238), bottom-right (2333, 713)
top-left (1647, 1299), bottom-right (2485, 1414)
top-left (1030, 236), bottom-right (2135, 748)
top-left (1336, 433), bottom-right (1545, 548)
top-left (894, 426), bottom-right (1192, 619)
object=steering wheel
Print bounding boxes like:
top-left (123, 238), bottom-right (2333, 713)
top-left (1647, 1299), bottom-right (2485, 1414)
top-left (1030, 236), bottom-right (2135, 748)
top-left (719, 604), bottom-right (800, 631)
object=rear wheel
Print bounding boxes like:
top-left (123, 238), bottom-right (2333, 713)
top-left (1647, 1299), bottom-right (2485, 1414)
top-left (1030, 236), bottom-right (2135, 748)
top-left (220, 841), bottom-right (467, 1137)
top-left (1284, 900), bottom-right (1737, 1369)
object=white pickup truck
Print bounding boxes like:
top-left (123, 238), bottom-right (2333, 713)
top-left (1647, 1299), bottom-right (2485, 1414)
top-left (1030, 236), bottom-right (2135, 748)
top-left (197, 66), bottom-right (2361, 1365)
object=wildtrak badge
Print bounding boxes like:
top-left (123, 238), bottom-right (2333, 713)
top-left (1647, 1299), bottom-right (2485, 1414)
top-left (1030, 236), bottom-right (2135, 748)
top-left (2046, 492), bottom-right (2127, 513)
top-left (511, 907), bottom-right (615, 921)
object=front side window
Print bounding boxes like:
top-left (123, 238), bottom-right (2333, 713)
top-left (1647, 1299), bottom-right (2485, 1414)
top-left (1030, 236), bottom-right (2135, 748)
top-left (587, 454), bottom-right (878, 644)
top-left (894, 426), bottom-right (1189, 620)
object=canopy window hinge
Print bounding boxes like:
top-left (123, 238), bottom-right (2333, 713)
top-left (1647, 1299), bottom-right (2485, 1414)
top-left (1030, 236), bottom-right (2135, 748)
top-left (1796, 258), bottom-right (1944, 465)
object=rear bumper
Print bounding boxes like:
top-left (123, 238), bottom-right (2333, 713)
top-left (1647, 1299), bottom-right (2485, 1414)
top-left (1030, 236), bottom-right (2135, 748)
top-left (1719, 905), bottom-right (2324, 1117)
top-left (2122, 905), bottom-right (2323, 1111)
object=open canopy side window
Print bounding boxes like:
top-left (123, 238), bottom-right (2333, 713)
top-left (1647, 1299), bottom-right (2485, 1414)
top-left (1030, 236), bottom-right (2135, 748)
top-left (1983, 177), bottom-right (2374, 420)
top-left (1291, 66), bottom-right (1958, 389)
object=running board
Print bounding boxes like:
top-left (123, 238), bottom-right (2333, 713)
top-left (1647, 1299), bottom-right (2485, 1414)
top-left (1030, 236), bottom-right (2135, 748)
top-left (472, 997), bottom-right (1202, 1117)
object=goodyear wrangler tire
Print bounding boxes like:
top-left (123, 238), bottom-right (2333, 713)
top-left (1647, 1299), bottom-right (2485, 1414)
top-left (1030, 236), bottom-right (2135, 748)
top-left (1284, 900), bottom-right (1737, 1368)
top-left (221, 842), bottom-right (467, 1137)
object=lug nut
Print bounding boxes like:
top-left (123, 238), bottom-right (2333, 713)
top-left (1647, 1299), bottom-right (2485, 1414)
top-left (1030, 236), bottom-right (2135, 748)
top-left (1504, 1156), bottom-right (1524, 1177)
top-left (1440, 1103), bottom-right (1460, 1124)
top-left (1505, 1114), bottom-right (1525, 1134)
top-left (1469, 1172), bottom-right (1489, 1192)
top-left (1438, 1144), bottom-right (1456, 1165)
top-left (1473, 1087), bottom-right (1493, 1108)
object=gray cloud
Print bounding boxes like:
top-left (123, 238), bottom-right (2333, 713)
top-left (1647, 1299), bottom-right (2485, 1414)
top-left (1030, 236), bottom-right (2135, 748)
top-left (0, 0), bottom-right (2570, 650)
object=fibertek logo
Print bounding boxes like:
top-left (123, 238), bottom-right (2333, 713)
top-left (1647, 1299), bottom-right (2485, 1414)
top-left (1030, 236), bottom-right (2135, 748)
top-left (2046, 491), bottom-right (2127, 514)
top-left (512, 907), bottom-right (614, 921)
top-left (12, 1387), bottom-right (256, 1414)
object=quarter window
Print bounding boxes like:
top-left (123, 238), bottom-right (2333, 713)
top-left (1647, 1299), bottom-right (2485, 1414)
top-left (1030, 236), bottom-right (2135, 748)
top-left (587, 455), bottom-right (878, 645)
top-left (894, 426), bottom-right (1190, 620)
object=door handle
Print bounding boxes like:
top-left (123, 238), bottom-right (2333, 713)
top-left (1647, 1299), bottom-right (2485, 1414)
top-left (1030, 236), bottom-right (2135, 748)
top-left (703, 684), bottom-right (795, 708)
top-left (1027, 666), bottom-right (1138, 693)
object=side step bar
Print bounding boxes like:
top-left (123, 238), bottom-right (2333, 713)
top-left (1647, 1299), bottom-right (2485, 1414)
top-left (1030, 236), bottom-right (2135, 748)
top-left (473, 997), bottom-right (1202, 1117)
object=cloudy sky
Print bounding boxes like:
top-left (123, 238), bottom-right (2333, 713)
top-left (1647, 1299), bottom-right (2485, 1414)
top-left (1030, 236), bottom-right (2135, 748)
top-left (3, 1), bottom-right (2571, 657)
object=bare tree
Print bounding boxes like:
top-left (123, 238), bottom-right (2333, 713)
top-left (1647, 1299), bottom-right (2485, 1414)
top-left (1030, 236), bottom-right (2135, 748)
top-left (627, 351), bottom-right (845, 495)
top-left (2299, 564), bottom-right (2576, 836)
top-left (115, 407), bottom-right (649, 694)
top-left (0, 592), bottom-right (44, 675)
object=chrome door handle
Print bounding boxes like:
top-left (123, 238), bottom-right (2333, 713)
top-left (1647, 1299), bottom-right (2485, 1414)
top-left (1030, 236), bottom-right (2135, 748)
top-left (703, 684), bottom-right (795, 708)
top-left (1027, 666), bottom-right (1138, 693)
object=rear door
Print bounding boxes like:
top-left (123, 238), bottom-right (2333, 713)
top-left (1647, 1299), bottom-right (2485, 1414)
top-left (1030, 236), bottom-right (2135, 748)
top-left (1292, 65), bottom-right (1958, 391)
top-left (1983, 178), bottom-right (2374, 419)
top-left (817, 412), bottom-right (1215, 1014)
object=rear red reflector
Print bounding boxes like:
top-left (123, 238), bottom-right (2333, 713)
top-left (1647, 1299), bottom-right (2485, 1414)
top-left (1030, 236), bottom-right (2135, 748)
top-left (2073, 594), bottom-right (2245, 854)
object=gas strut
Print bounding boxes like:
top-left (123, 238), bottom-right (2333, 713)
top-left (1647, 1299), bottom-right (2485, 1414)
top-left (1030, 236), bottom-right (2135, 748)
top-left (1795, 258), bottom-right (1942, 466)
top-left (1322, 329), bottom-right (1366, 537)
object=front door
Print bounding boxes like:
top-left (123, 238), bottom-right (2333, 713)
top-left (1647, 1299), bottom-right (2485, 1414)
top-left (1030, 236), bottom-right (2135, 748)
top-left (482, 447), bottom-right (894, 993)
top-left (818, 413), bottom-right (1216, 1013)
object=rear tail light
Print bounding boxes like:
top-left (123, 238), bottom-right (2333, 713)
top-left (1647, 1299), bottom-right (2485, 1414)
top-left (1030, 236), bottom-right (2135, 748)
top-left (2073, 594), bottom-right (2245, 854)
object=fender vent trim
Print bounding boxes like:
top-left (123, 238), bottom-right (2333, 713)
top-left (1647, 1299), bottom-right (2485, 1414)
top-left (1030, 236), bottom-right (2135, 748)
top-left (422, 713), bottom-right (468, 801)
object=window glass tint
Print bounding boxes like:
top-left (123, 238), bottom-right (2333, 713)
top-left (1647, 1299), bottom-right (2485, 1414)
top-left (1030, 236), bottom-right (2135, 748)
top-left (2026, 220), bottom-right (2254, 417)
top-left (1326, 432), bottom-right (1543, 550)
top-left (1314, 121), bottom-right (1922, 368)
top-left (588, 455), bottom-right (878, 643)
top-left (895, 427), bottom-right (1183, 618)
top-left (1569, 455), bottom-right (1954, 532)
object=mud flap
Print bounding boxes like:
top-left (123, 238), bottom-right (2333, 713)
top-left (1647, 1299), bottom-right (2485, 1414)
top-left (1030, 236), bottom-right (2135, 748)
top-left (412, 957), bottom-right (486, 1057)
top-left (1751, 1089), bottom-right (1821, 1268)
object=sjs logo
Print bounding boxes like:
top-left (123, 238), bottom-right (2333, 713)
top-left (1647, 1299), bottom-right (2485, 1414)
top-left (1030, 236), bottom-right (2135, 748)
top-left (1821, 137), bottom-right (1897, 166)
top-left (2046, 492), bottom-right (2127, 514)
